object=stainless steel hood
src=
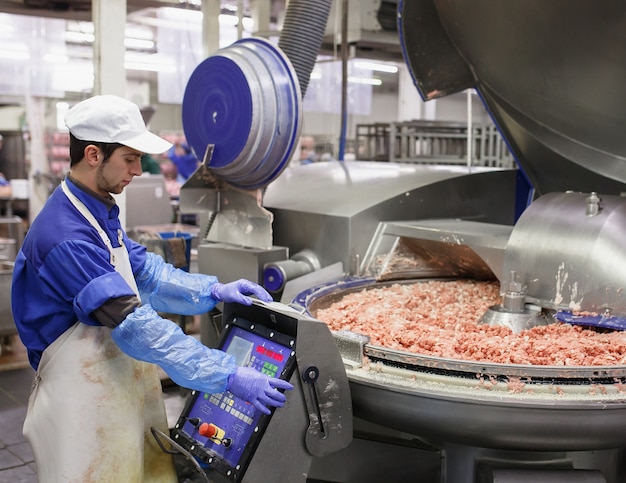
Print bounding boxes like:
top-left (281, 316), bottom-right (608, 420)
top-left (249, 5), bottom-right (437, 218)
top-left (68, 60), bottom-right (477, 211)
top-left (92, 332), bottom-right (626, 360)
top-left (399, 0), bottom-right (626, 197)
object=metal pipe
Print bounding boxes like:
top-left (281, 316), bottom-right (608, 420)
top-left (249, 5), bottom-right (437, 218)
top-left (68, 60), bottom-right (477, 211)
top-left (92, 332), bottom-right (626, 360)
top-left (338, 0), bottom-right (349, 161)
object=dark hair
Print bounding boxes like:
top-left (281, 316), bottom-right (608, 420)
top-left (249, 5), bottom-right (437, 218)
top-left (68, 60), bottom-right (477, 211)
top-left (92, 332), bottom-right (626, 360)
top-left (68, 133), bottom-right (124, 167)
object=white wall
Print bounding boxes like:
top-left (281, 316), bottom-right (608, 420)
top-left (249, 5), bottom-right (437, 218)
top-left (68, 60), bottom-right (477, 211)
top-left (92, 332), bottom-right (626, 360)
top-left (435, 91), bottom-right (492, 124)
top-left (150, 102), bottom-right (184, 134)
top-left (0, 106), bottom-right (25, 130)
top-left (301, 89), bottom-right (399, 141)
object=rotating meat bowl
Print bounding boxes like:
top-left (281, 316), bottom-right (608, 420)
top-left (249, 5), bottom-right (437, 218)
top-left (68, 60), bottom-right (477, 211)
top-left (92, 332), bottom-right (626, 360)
top-left (294, 278), bottom-right (626, 482)
top-left (291, 211), bottom-right (626, 482)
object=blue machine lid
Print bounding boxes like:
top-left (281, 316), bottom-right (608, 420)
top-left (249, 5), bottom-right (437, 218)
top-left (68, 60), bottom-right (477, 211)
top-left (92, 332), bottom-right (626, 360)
top-left (182, 37), bottom-right (302, 190)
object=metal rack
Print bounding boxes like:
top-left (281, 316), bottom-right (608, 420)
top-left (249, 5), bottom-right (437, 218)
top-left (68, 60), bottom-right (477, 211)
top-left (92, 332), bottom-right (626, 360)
top-left (356, 120), bottom-right (514, 167)
top-left (0, 217), bottom-right (21, 351)
top-left (355, 123), bottom-right (391, 161)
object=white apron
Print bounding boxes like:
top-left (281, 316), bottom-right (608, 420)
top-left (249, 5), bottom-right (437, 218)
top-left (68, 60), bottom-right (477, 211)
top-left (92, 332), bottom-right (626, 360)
top-left (23, 181), bottom-right (177, 483)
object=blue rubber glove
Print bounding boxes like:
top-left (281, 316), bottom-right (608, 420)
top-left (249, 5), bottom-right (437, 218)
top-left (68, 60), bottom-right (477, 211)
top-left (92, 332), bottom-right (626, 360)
top-left (227, 367), bottom-right (294, 415)
top-left (112, 305), bottom-right (237, 394)
top-left (210, 279), bottom-right (273, 306)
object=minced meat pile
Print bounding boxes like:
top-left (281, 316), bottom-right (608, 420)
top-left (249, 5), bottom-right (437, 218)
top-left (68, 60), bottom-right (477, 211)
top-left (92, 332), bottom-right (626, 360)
top-left (315, 280), bottom-right (626, 366)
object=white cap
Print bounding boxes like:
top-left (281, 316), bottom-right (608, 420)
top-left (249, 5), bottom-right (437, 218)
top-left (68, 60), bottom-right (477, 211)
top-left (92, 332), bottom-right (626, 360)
top-left (64, 95), bottom-right (172, 154)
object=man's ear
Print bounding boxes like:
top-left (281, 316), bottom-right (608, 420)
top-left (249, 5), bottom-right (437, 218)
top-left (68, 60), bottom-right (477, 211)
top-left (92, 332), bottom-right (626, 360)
top-left (84, 145), bottom-right (101, 167)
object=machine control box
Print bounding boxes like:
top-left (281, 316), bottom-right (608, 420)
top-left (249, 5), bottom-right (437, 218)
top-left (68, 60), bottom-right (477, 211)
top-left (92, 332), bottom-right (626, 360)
top-left (170, 306), bottom-right (297, 482)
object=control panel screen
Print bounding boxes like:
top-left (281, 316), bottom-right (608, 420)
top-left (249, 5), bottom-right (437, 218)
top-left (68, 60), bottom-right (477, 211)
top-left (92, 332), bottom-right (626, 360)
top-left (171, 316), bottom-right (296, 481)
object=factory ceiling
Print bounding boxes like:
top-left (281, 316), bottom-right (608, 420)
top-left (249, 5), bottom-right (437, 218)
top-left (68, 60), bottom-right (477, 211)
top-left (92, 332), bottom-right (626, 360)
top-left (0, 0), bottom-right (281, 22)
top-left (0, 0), bottom-right (400, 100)
top-left (0, 0), bottom-right (401, 60)
top-left (1, 0), bottom-right (197, 21)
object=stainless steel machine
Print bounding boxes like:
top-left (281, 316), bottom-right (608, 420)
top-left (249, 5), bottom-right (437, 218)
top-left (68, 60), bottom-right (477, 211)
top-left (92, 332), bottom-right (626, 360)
top-left (124, 174), bottom-right (175, 229)
top-left (174, 1), bottom-right (626, 482)
top-left (292, 2), bottom-right (626, 482)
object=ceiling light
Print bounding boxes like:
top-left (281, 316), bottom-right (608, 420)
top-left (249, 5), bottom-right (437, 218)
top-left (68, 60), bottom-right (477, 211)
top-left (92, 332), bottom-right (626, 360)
top-left (124, 38), bottom-right (154, 50)
top-left (66, 31), bottom-right (153, 50)
top-left (44, 53), bottom-right (69, 63)
top-left (0, 42), bottom-right (29, 60)
top-left (0, 50), bottom-right (29, 60)
top-left (66, 21), bottom-right (93, 34)
top-left (65, 31), bottom-right (94, 43)
top-left (124, 52), bottom-right (176, 73)
top-left (309, 71), bottom-right (382, 86)
top-left (353, 60), bottom-right (398, 73)
top-left (125, 25), bottom-right (153, 41)
top-left (125, 61), bottom-right (176, 73)
top-left (348, 76), bottom-right (382, 86)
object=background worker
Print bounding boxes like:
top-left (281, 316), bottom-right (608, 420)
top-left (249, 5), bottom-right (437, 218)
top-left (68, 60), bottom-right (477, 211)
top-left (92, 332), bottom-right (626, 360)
top-left (141, 152), bottom-right (162, 174)
top-left (167, 139), bottom-right (199, 183)
top-left (299, 135), bottom-right (318, 164)
top-left (0, 134), bottom-right (10, 199)
top-left (11, 94), bottom-right (293, 482)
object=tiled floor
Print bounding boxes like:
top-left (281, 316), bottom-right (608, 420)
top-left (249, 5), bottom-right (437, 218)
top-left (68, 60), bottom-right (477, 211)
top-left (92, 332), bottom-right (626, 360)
top-left (0, 365), bottom-right (37, 482)
top-left (0, 334), bottom-right (35, 482)
top-left (0, 335), bottom-right (198, 483)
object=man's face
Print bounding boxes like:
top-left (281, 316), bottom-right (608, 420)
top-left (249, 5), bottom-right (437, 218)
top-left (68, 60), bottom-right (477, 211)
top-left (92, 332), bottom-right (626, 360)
top-left (95, 146), bottom-right (143, 196)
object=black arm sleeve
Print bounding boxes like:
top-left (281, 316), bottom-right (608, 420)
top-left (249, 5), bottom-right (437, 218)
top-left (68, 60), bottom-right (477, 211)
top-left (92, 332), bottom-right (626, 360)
top-left (90, 295), bottom-right (142, 329)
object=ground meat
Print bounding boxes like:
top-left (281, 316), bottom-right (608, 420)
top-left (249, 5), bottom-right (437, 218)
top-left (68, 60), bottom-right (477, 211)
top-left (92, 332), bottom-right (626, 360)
top-left (315, 280), bottom-right (626, 366)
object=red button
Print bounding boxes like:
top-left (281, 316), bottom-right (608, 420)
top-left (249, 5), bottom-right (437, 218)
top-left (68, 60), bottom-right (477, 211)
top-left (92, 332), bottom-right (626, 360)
top-left (199, 423), bottom-right (218, 438)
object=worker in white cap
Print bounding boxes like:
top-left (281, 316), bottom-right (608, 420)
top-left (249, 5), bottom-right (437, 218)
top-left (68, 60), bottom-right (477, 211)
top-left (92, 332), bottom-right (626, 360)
top-left (11, 95), bottom-right (293, 482)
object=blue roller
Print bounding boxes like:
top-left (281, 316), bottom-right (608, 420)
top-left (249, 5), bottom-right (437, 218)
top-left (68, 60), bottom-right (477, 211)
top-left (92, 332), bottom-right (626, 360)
top-left (263, 266), bottom-right (285, 293)
top-left (182, 37), bottom-right (302, 190)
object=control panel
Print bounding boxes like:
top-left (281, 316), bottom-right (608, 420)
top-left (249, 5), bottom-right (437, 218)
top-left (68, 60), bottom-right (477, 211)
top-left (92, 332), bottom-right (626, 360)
top-left (170, 314), bottom-right (296, 482)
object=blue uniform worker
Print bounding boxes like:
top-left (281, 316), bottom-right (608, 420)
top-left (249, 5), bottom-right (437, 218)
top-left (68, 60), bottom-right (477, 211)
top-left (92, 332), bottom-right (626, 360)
top-left (11, 95), bottom-right (293, 483)
top-left (167, 142), bottom-right (199, 182)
